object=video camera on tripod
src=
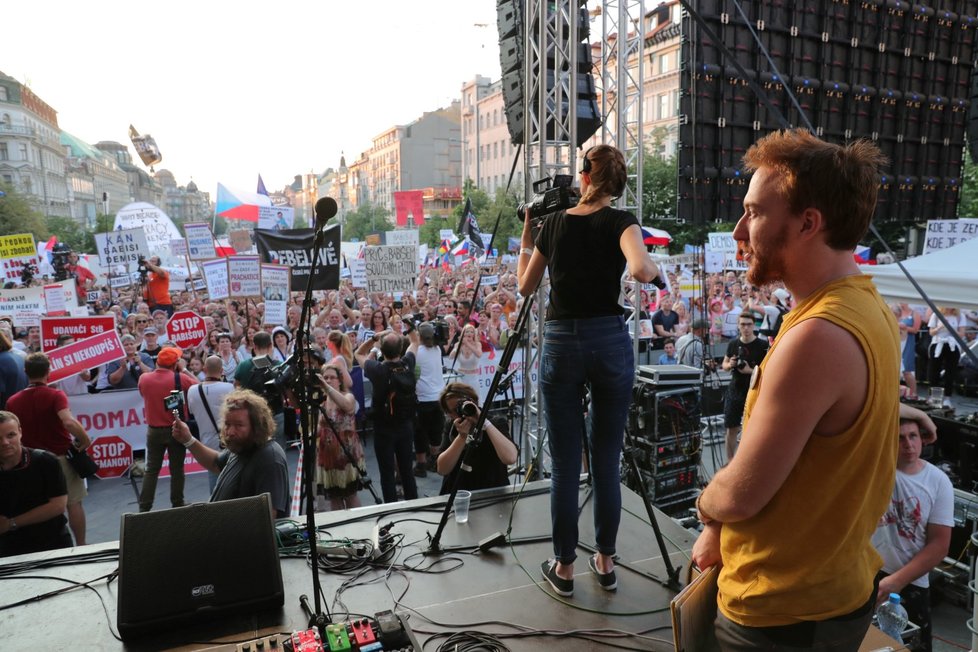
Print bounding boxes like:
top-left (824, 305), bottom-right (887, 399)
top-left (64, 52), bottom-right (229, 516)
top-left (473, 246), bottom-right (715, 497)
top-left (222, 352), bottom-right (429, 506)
top-left (51, 243), bottom-right (73, 283)
top-left (136, 256), bottom-right (150, 285)
top-left (517, 174), bottom-right (579, 225)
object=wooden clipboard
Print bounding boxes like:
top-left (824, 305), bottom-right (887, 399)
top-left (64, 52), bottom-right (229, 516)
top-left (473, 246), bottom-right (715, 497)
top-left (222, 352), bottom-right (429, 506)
top-left (670, 564), bottom-right (720, 652)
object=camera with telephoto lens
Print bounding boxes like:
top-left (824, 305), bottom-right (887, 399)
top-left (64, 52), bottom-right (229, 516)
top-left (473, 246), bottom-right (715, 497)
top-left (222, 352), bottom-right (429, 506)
top-left (405, 316), bottom-right (449, 346)
top-left (20, 261), bottom-right (37, 286)
top-left (263, 349), bottom-right (325, 403)
top-left (517, 175), bottom-right (579, 225)
top-left (163, 390), bottom-right (184, 412)
top-left (734, 346), bottom-right (748, 371)
top-left (458, 401), bottom-right (479, 418)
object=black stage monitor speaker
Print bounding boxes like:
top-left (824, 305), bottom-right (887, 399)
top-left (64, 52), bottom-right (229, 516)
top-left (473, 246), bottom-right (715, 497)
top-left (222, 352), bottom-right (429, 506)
top-left (117, 494), bottom-right (284, 640)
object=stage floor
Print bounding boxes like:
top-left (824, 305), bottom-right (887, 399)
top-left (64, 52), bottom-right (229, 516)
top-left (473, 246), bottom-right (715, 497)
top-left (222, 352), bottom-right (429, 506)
top-left (0, 480), bottom-right (695, 651)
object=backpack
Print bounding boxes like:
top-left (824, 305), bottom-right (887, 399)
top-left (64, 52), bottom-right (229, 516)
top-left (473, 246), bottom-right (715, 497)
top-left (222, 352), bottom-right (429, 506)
top-left (380, 360), bottom-right (417, 420)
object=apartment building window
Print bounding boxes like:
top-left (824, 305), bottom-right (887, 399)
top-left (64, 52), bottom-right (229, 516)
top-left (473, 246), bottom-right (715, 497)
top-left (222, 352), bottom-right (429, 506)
top-left (19, 144), bottom-right (28, 162)
top-left (0, 143), bottom-right (7, 161)
top-left (658, 93), bottom-right (672, 120)
top-left (658, 51), bottom-right (672, 74)
top-left (0, 87), bottom-right (7, 102)
top-left (493, 142), bottom-right (498, 159)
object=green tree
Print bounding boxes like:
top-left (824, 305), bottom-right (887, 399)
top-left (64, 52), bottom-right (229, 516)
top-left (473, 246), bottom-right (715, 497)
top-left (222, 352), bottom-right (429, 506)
top-left (958, 147), bottom-right (978, 219)
top-left (642, 149), bottom-right (678, 223)
top-left (330, 202), bottom-right (393, 241)
top-left (0, 184), bottom-right (49, 239)
top-left (46, 216), bottom-right (90, 253)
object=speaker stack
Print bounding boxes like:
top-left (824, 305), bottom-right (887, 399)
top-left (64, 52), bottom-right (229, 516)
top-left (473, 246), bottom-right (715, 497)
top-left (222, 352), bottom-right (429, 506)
top-left (678, 1), bottom-right (978, 224)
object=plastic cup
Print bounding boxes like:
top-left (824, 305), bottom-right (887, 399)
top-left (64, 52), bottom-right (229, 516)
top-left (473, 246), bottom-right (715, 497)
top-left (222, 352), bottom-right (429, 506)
top-left (930, 386), bottom-right (945, 407)
top-left (454, 491), bottom-right (471, 524)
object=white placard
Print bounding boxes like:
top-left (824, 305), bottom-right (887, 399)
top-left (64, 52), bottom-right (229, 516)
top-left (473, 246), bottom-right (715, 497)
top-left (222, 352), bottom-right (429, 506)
top-left (922, 218), bottom-right (978, 254)
top-left (258, 206), bottom-right (295, 230)
top-left (705, 251), bottom-right (725, 274)
top-left (439, 229), bottom-right (456, 243)
top-left (707, 232), bottom-right (737, 252)
top-left (94, 228), bottom-right (150, 267)
top-left (364, 245), bottom-right (418, 294)
top-left (482, 274), bottom-right (499, 286)
top-left (184, 223), bottom-right (218, 260)
top-left (260, 264), bottom-right (290, 325)
top-left (113, 202), bottom-right (183, 266)
top-left (385, 229), bottom-right (420, 246)
top-left (201, 258), bottom-right (229, 300)
top-left (170, 238), bottom-right (188, 257)
top-left (44, 284), bottom-right (67, 315)
top-left (349, 259), bottom-right (367, 288)
top-left (227, 255), bottom-right (261, 297)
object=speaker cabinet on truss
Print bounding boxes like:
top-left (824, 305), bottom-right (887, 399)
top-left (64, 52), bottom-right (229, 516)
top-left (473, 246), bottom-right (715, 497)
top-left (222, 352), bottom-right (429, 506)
top-left (496, 0), bottom-right (602, 146)
top-left (679, 0), bottom-right (976, 225)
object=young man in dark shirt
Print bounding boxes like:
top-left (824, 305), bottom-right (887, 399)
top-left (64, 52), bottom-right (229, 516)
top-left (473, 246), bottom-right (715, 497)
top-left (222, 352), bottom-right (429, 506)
top-left (0, 411), bottom-right (72, 557)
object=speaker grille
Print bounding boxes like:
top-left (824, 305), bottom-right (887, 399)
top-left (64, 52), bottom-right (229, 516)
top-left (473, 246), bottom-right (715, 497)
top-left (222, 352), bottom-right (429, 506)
top-left (117, 495), bottom-right (284, 639)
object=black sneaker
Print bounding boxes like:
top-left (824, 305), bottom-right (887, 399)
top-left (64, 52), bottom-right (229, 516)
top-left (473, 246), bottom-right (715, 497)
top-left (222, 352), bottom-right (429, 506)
top-left (587, 555), bottom-right (617, 591)
top-left (413, 463), bottom-right (427, 478)
top-left (540, 559), bottom-right (574, 597)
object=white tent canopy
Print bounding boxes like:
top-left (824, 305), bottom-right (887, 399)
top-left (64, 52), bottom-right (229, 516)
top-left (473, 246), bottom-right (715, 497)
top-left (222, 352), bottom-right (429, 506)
top-left (860, 236), bottom-right (978, 311)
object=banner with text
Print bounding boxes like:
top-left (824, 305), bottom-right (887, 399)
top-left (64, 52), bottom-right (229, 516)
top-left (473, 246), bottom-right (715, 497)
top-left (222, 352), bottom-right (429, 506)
top-left (255, 225), bottom-right (341, 291)
top-left (184, 222), bottom-right (218, 260)
top-left (94, 228), bottom-right (149, 268)
top-left (169, 238), bottom-right (188, 257)
top-left (0, 286), bottom-right (80, 328)
top-left (202, 258), bottom-right (230, 300)
top-left (41, 315), bottom-right (117, 351)
top-left (0, 233), bottom-right (39, 285)
top-left (922, 218), bottom-right (978, 254)
top-left (349, 259), bottom-right (367, 288)
top-left (69, 389), bottom-right (205, 478)
top-left (47, 329), bottom-right (125, 383)
top-left (364, 245), bottom-right (418, 294)
top-left (228, 255), bottom-right (261, 297)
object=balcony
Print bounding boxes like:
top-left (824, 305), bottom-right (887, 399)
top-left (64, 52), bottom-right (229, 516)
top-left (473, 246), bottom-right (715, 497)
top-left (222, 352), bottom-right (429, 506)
top-left (0, 124), bottom-right (35, 138)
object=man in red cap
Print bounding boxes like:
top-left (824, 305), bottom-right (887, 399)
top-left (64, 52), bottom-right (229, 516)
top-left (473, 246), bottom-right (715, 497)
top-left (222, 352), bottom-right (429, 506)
top-left (137, 346), bottom-right (198, 512)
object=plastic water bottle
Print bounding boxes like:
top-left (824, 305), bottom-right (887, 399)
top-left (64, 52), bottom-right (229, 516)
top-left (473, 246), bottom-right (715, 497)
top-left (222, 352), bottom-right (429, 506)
top-left (876, 593), bottom-right (908, 643)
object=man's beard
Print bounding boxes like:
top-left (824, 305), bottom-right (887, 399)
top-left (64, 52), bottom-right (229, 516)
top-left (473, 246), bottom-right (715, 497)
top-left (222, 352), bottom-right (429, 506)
top-left (225, 438), bottom-right (257, 455)
top-left (743, 227), bottom-right (789, 287)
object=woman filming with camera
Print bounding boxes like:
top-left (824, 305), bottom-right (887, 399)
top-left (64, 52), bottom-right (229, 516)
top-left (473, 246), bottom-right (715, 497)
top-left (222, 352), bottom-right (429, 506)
top-left (436, 383), bottom-right (517, 495)
top-left (517, 143), bottom-right (663, 597)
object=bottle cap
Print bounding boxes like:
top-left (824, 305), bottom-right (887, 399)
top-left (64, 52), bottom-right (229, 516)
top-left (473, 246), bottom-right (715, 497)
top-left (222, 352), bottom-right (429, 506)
top-left (888, 593), bottom-right (901, 603)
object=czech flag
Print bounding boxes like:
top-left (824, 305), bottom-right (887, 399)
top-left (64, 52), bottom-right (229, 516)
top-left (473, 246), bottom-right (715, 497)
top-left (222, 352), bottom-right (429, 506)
top-left (853, 245), bottom-right (874, 264)
top-left (641, 227), bottom-right (672, 247)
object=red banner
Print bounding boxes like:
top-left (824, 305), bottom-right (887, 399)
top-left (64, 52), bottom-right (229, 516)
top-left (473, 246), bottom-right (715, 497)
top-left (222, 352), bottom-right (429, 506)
top-left (393, 190), bottom-right (425, 226)
top-left (47, 329), bottom-right (125, 383)
top-left (166, 310), bottom-right (207, 349)
top-left (40, 315), bottom-right (116, 352)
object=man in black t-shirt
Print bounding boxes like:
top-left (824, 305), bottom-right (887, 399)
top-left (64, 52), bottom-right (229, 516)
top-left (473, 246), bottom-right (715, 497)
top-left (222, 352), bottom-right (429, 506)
top-left (650, 295), bottom-right (681, 349)
top-left (0, 411), bottom-right (72, 557)
top-left (721, 313), bottom-right (769, 461)
top-left (355, 330), bottom-right (420, 503)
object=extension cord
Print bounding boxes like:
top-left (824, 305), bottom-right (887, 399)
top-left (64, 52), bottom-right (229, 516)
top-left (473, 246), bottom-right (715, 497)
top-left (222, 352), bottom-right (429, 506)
top-left (316, 542), bottom-right (367, 559)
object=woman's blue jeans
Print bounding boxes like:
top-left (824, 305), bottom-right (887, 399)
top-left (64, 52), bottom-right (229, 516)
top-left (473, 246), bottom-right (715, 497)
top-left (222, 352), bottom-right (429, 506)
top-left (541, 315), bottom-right (634, 565)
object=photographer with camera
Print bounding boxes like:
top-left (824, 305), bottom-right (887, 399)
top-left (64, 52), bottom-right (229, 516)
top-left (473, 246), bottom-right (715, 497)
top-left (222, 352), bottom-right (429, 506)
top-left (234, 331), bottom-right (287, 448)
top-left (518, 143), bottom-right (664, 596)
top-left (64, 252), bottom-right (96, 302)
top-left (721, 313), bottom-right (769, 461)
top-left (139, 256), bottom-right (173, 317)
top-left (435, 382), bottom-right (517, 495)
top-left (137, 346), bottom-right (198, 512)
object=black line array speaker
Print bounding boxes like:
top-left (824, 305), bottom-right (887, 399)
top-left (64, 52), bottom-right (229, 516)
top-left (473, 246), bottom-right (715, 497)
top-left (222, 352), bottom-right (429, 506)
top-left (117, 494), bottom-right (284, 640)
top-left (496, 0), bottom-right (603, 146)
top-left (679, 1), bottom-right (977, 225)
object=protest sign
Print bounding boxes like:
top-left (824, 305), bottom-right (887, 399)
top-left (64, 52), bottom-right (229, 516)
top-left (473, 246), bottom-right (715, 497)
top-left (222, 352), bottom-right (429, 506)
top-left (114, 202), bottom-right (183, 266)
top-left (260, 264), bottom-right (290, 325)
top-left (166, 310), bottom-right (207, 348)
top-left (228, 229), bottom-right (254, 253)
top-left (44, 284), bottom-right (67, 316)
top-left (349, 259), bottom-right (367, 288)
top-left (47, 329), bottom-right (125, 383)
top-left (202, 258), bottom-right (230, 300)
top-left (70, 390), bottom-right (205, 477)
top-left (364, 245), bottom-right (417, 294)
top-left (258, 206), bottom-right (295, 230)
top-left (41, 315), bottom-right (116, 351)
top-left (255, 225), bottom-right (341, 291)
top-left (94, 228), bottom-right (149, 268)
top-left (184, 222), bottom-right (218, 260)
top-left (0, 287), bottom-right (45, 327)
top-left (169, 238), bottom-right (188, 257)
top-left (0, 233), bottom-right (39, 285)
top-left (228, 255), bottom-right (261, 297)
top-left (707, 232), bottom-right (737, 252)
top-left (922, 218), bottom-right (978, 254)
top-left (385, 229), bottom-right (420, 246)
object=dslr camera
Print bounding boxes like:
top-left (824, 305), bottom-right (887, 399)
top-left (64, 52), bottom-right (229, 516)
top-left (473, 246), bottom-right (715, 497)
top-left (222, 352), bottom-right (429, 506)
top-left (137, 256), bottom-right (150, 284)
top-left (517, 175), bottom-right (579, 225)
top-left (51, 243), bottom-right (73, 283)
top-left (458, 400), bottom-right (479, 418)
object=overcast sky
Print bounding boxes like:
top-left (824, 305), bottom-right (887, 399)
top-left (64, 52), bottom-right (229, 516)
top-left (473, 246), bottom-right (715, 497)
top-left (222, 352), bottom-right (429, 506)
top-left (2, 1), bottom-right (501, 197)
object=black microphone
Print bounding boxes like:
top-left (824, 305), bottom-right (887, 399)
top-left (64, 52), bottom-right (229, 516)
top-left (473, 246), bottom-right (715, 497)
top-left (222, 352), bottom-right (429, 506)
top-left (314, 197), bottom-right (338, 227)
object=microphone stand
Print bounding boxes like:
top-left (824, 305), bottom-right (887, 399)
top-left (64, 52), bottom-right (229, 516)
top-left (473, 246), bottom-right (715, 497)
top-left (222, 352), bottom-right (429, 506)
top-left (292, 208), bottom-right (334, 629)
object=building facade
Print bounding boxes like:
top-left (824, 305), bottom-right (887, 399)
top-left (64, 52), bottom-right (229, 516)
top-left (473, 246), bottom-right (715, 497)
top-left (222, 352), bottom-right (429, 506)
top-left (94, 141), bottom-right (164, 208)
top-left (0, 71), bottom-right (70, 217)
top-left (461, 76), bottom-right (525, 197)
top-left (62, 131), bottom-right (130, 225)
top-left (154, 169), bottom-right (212, 224)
